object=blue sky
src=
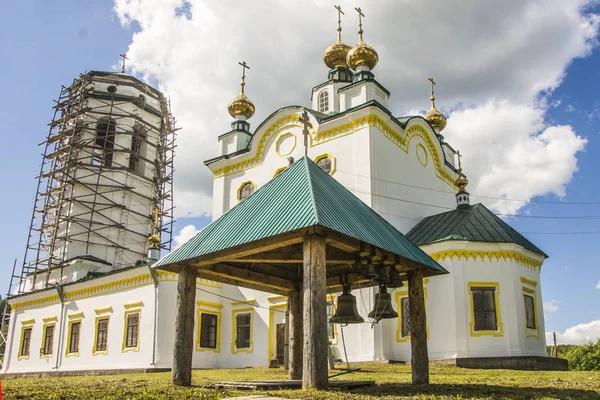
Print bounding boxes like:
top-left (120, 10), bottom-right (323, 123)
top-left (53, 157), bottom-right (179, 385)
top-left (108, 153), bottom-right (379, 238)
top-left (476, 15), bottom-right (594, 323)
top-left (1, 0), bottom-right (599, 344)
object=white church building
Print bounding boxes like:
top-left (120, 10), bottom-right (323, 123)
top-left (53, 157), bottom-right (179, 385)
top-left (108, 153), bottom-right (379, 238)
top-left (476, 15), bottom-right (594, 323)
top-left (1, 9), bottom-right (567, 376)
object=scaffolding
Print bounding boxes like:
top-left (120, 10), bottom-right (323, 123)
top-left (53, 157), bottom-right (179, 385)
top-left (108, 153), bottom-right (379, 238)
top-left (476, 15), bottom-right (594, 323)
top-left (17, 71), bottom-right (177, 294)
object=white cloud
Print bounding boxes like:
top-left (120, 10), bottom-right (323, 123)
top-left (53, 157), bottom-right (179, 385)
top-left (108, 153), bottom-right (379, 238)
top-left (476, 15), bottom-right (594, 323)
top-left (113, 0), bottom-right (599, 217)
top-left (546, 320), bottom-right (600, 345)
top-left (596, 280), bottom-right (600, 289)
top-left (173, 224), bottom-right (201, 248)
top-left (544, 301), bottom-right (560, 313)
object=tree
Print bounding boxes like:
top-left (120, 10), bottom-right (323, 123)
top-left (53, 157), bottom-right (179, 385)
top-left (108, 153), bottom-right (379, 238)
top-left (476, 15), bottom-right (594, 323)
top-left (566, 339), bottom-right (600, 371)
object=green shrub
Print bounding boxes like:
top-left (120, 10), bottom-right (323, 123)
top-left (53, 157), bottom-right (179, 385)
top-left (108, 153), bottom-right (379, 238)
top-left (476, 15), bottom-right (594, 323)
top-left (566, 339), bottom-right (600, 371)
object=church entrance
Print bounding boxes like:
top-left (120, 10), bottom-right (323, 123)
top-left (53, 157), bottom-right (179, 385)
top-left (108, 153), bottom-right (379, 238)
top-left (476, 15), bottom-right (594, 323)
top-left (276, 323), bottom-right (285, 365)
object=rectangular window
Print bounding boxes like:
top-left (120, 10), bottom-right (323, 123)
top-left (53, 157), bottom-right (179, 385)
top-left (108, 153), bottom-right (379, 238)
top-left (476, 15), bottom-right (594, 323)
top-left (125, 313), bottom-right (139, 349)
top-left (401, 297), bottom-right (411, 337)
top-left (472, 287), bottom-right (498, 331)
top-left (96, 318), bottom-right (109, 352)
top-left (326, 300), bottom-right (335, 341)
top-left (42, 325), bottom-right (55, 355)
top-left (68, 322), bottom-right (81, 354)
top-left (128, 135), bottom-right (141, 172)
top-left (524, 294), bottom-right (536, 329)
top-left (20, 327), bottom-right (32, 358)
top-left (200, 313), bottom-right (218, 349)
top-left (235, 313), bottom-right (251, 349)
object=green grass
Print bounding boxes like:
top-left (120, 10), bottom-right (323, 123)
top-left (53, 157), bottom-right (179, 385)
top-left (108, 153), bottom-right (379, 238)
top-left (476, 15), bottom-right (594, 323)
top-left (3, 363), bottom-right (600, 400)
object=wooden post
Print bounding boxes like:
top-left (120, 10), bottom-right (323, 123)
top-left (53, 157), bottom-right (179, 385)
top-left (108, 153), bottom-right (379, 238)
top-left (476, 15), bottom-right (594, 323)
top-left (288, 289), bottom-right (303, 380)
top-left (302, 234), bottom-right (328, 390)
top-left (408, 269), bottom-right (429, 385)
top-left (171, 266), bottom-right (197, 386)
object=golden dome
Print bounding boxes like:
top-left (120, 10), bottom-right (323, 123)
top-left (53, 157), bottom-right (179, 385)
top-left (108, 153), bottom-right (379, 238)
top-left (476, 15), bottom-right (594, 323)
top-left (455, 173), bottom-right (468, 193)
top-left (347, 41), bottom-right (379, 70)
top-left (227, 92), bottom-right (255, 120)
top-left (148, 233), bottom-right (161, 249)
top-left (425, 105), bottom-right (447, 132)
top-left (324, 40), bottom-right (352, 69)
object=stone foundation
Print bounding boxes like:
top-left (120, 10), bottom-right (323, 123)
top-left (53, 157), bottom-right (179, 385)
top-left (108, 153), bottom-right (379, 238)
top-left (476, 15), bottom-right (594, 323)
top-left (445, 356), bottom-right (568, 371)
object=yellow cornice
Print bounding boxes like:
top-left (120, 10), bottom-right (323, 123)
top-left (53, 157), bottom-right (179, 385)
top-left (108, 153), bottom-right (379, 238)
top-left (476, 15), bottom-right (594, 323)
top-left (42, 316), bottom-right (58, 323)
top-left (67, 311), bottom-right (84, 320)
top-left (197, 300), bottom-right (223, 310)
top-left (520, 277), bottom-right (538, 287)
top-left (429, 249), bottom-right (542, 270)
top-left (21, 318), bottom-right (35, 325)
top-left (231, 299), bottom-right (257, 307)
top-left (124, 301), bottom-right (144, 309)
top-left (94, 306), bottom-right (113, 314)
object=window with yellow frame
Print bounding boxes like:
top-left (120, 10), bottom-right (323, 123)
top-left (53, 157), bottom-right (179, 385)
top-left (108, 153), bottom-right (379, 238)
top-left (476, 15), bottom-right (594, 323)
top-left (237, 181), bottom-right (256, 202)
top-left (122, 309), bottom-right (141, 352)
top-left (18, 319), bottom-right (35, 361)
top-left (395, 280), bottom-right (429, 342)
top-left (65, 315), bottom-right (83, 357)
top-left (40, 316), bottom-right (57, 359)
top-left (468, 282), bottom-right (503, 337)
top-left (231, 307), bottom-right (254, 354)
top-left (314, 154), bottom-right (336, 175)
top-left (521, 277), bottom-right (540, 339)
top-left (196, 300), bottom-right (222, 353)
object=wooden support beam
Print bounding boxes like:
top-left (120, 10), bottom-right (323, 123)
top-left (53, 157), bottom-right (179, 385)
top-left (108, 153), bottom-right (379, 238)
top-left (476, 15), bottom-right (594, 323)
top-left (408, 269), bottom-right (429, 385)
top-left (171, 267), bottom-right (196, 386)
top-left (203, 264), bottom-right (296, 292)
top-left (196, 270), bottom-right (291, 296)
top-left (302, 234), bottom-right (328, 390)
top-left (288, 290), bottom-right (303, 380)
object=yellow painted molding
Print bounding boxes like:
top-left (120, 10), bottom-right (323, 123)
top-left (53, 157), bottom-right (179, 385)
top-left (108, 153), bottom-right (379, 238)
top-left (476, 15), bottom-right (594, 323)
top-left (65, 318), bottom-right (82, 357)
top-left (267, 295), bottom-right (287, 304)
top-left (94, 306), bottom-right (113, 315)
top-left (231, 299), bottom-right (257, 307)
top-left (21, 318), bottom-right (35, 326)
top-left (122, 309), bottom-right (142, 353)
top-left (64, 274), bottom-right (154, 302)
top-left (197, 300), bottom-right (223, 310)
top-left (275, 132), bottom-right (296, 157)
top-left (42, 316), bottom-right (58, 323)
top-left (313, 153), bottom-right (337, 176)
top-left (156, 270), bottom-right (222, 288)
top-left (92, 315), bottom-right (110, 356)
top-left (40, 320), bottom-right (56, 359)
top-left (196, 308), bottom-right (222, 353)
top-left (67, 311), bottom-right (84, 320)
top-left (17, 325), bottom-right (33, 361)
top-left (326, 295), bottom-right (338, 345)
top-left (267, 303), bottom-right (288, 363)
top-left (273, 166), bottom-right (288, 178)
top-left (468, 282), bottom-right (503, 337)
top-left (11, 295), bottom-right (60, 312)
top-left (395, 288), bottom-right (430, 343)
top-left (123, 301), bottom-right (144, 309)
top-left (522, 285), bottom-right (540, 340)
top-left (429, 250), bottom-right (543, 270)
top-left (416, 143), bottom-right (428, 167)
top-left (520, 277), bottom-right (538, 287)
top-left (231, 307), bottom-right (255, 354)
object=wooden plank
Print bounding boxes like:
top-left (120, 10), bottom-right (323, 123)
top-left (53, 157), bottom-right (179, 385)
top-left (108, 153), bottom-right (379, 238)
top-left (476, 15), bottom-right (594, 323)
top-left (171, 267), bottom-right (196, 386)
top-left (196, 269), bottom-right (292, 295)
top-left (324, 231), bottom-right (361, 253)
top-left (302, 234), bottom-right (328, 390)
top-left (408, 269), bottom-right (429, 385)
top-left (205, 263), bottom-right (297, 292)
top-left (288, 290), bottom-right (303, 380)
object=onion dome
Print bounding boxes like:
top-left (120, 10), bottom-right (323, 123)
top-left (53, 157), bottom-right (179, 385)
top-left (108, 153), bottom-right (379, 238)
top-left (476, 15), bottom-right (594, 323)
top-left (455, 173), bottom-right (469, 194)
top-left (424, 76), bottom-right (447, 131)
top-left (148, 233), bottom-right (161, 249)
top-left (227, 93), bottom-right (255, 120)
top-left (347, 7), bottom-right (379, 71)
top-left (324, 41), bottom-right (352, 69)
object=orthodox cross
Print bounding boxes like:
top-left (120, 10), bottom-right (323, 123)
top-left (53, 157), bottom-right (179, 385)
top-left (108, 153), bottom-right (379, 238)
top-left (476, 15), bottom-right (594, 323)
top-left (152, 208), bottom-right (161, 233)
top-left (428, 76), bottom-right (436, 108)
top-left (238, 61), bottom-right (250, 94)
top-left (456, 150), bottom-right (463, 172)
top-left (355, 7), bottom-right (365, 41)
top-left (334, 5), bottom-right (345, 41)
top-left (119, 53), bottom-right (129, 73)
top-left (299, 109), bottom-right (313, 157)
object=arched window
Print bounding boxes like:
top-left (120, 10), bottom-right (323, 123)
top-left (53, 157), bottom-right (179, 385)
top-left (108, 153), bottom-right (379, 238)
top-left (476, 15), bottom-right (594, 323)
top-left (318, 91), bottom-right (329, 113)
top-left (238, 182), bottom-right (256, 201)
top-left (95, 117), bottom-right (116, 167)
top-left (316, 155), bottom-right (334, 175)
top-left (128, 124), bottom-right (147, 175)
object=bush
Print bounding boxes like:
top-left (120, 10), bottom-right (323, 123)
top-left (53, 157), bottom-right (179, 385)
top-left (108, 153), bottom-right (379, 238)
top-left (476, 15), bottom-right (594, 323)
top-left (566, 339), bottom-right (600, 371)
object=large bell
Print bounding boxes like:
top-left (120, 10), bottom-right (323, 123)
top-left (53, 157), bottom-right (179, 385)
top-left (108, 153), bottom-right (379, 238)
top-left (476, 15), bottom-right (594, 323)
top-left (329, 285), bottom-right (364, 325)
top-left (368, 286), bottom-right (398, 321)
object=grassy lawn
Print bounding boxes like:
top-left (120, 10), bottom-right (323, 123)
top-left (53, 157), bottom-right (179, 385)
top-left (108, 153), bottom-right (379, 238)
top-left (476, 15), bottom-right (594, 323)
top-left (3, 363), bottom-right (600, 400)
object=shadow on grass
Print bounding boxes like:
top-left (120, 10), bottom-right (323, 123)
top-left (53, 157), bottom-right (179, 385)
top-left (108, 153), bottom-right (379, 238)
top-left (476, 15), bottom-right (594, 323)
top-left (356, 383), bottom-right (600, 400)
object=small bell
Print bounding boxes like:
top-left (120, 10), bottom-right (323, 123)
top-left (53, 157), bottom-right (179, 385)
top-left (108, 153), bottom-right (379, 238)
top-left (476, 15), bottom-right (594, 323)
top-left (329, 284), bottom-right (364, 325)
top-left (376, 266), bottom-right (390, 283)
top-left (363, 263), bottom-right (379, 279)
top-left (368, 285), bottom-right (398, 321)
top-left (388, 269), bottom-right (404, 288)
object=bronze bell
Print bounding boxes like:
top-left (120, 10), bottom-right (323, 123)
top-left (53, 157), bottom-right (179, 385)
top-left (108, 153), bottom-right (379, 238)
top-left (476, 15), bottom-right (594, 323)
top-left (329, 284), bottom-right (364, 325)
top-left (368, 286), bottom-right (398, 321)
top-left (376, 266), bottom-right (390, 283)
top-left (388, 269), bottom-right (404, 288)
top-left (363, 263), bottom-right (379, 280)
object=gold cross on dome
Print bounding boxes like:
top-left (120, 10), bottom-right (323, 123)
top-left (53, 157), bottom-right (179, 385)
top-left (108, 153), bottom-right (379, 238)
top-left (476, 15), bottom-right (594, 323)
top-left (334, 5), bottom-right (345, 40)
top-left (152, 208), bottom-right (161, 230)
top-left (238, 61), bottom-right (250, 94)
top-left (428, 76), bottom-right (436, 107)
top-left (355, 7), bottom-right (365, 41)
top-left (119, 53), bottom-right (129, 73)
top-left (299, 109), bottom-right (313, 157)
top-left (456, 150), bottom-right (463, 171)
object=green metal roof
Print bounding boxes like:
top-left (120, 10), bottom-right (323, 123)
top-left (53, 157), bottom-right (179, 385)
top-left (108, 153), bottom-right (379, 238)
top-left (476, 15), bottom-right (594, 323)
top-left (406, 203), bottom-right (548, 258)
top-left (156, 157), bottom-right (446, 273)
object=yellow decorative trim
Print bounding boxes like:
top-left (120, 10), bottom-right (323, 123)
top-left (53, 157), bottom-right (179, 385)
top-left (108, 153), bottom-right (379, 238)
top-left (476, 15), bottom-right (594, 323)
top-left (231, 299), bottom-right (257, 307)
top-left (95, 306), bottom-right (113, 314)
top-left (268, 303), bottom-right (287, 363)
top-left (67, 311), bottom-right (84, 320)
top-left (11, 295), bottom-right (60, 312)
top-left (231, 307), bottom-right (255, 354)
top-left (17, 324), bottom-right (33, 361)
top-left (122, 309), bottom-right (141, 353)
top-left (522, 286), bottom-right (540, 339)
top-left (197, 300), bottom-right (223, 310)
top-left (123, 301), bottom-right (144, 309)
top-left (468, 282), bottom-right (503, 337)
top-left (65, 318), bottom-right (82, 357)
top-left (314, 153), bottom-right (337, 176)
top-left (92, 316), bottom-right (110, 356)
top-left (39, 322), bottom-right (56, 359)
top-left (156, 270), bottom-right (222, 288)
top-left (267, 295), bottom-right (287, 303)
top-left (520, 277), bottom-right (538, 287)
top-left (416, 143), bottom-right (428, 167)
top-left (429, 250), bottom-right (542, 270)
top-left (196, 307), bottom-right (221, 353)
top-left (237, 180), bottom-right (257, 203)
top-left (395, 283), bottom-right (430, 343)
top-left (21, 318), bottom-right (35, 325)
top-left (273, 166), bottom-right (288, 178)
top-left (275, 132), bottom-right (296, 157)
top-left (326, 294), bottom-right (339, 345)
top-left (212, 114), bottom-right (308, 177)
